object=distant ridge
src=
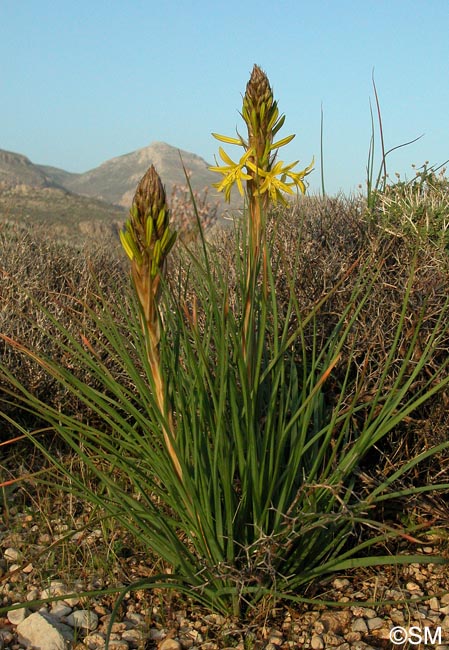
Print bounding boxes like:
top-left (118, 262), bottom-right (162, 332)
top-left (0, 149), bottom-right (64, 190)
top-left (39, 141), bottom-right (224, 208)
top-left (0, 142), bottom-right (239, 242)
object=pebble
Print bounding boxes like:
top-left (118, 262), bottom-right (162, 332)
top-left (2, 529), bottom-right (449, 650)
top-left (366, 617), bottom-right (383, 630)
top-left (50, 601), bottom-right (72, 618)
top-left (351, 618), bottom-right (368, 633)
top-left (159, 639), bottom-right (182, 650)
top-left (311, 635), bottom-right (325, 649)
top-left (7, 605), bottom-right (28, 625)
top-left (4, 548), bottom-right (20, 562)
top-left (66, 609), bottom-right (99, 631)
top-left (16, 612), bottom-right (74, 649)
top-left (26, 588), bottom-right (39, 602)
top-left (84, 631), bottom-right (107, 646)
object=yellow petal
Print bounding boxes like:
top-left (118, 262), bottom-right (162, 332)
top-left (212, 132), bottom-right (244, 146)
top-left (218, 147), bottom-right (235, 166)
top-left (270, 133), bottom-right (295, 150)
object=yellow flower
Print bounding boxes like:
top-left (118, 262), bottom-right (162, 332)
top-left (283, 158), bottom-right (315, 194)
top-left (209, 147), bottom-right (253, 202)
top-left (246, 158), bottom-right (314, 205)
top-left (246, 159), bottom-right (294, 204)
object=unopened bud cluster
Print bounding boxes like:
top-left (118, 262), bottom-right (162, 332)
top-left (120, 165), bottom-right (177, 279)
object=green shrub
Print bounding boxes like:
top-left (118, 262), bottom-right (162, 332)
top-left (372, 162), bottom-right (449, 248)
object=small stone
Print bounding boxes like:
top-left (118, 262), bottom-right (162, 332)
top-left (26, 588), bottom-right (39, 602)
top-left (441, 593), bottom-right (449, 606)
top-left (351, 618), bottom-right (368, 633)
top-left (17, 612), bottom-right (74, 649)
top-left (203, 613), bottom-right (226, 626)
top-left (268, 631), bottom-right (283, 646)
top-left (406, 581), bottom-right (421, 591)
top-left (93, 604), bottom-right (109, 617)
top-left (322, 632), bottom-right (345, 646)
top-left (311, 635), bottom-right (324, 649)
top-left (122, 629), bottom-right (144, 643)
top-left (22, 563), bottom-right (33, 573)
top-left (7, 604), bottom-right (28, 625)
top-left (440, 605), bottom-right (449, 615)
top-left (66, 609), bottom-right (99, 631)
top-left (109, 622), bottom-right (127, 634)
top-left (4, 548), bottom-right (20, 562)
top-left (51, 601), bottom-right (73, 618)
top-left (0, 631), bottom-right (14, 647)
top-left (159, 640), bottom-right (181, 650)
top-left (41, 581), bottom-right (68, 599)
top-left (332, 578), bottom-right (350, 589)
top-left (149, 627), bottom-right (166, 640)
top-left (367, 617), bottom-right (384, 631)
top-left (390, 609), bottom-right (405, 624)
top-left (84, 632), bottom-right (107, 647)
top-left (125, 611), bottom-right (144, 625)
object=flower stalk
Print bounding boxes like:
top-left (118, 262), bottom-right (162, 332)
top-left (120, 165), bottom-right (181, 480)
top-left (210, 64), bottom-right (313, 379)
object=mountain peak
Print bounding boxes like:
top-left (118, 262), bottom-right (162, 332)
top-left (59, 141), bottom-right (218, 207)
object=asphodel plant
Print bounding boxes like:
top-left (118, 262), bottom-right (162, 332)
top-left (210, 64), bottom-right (313, 379)
top-left (119, 165), bottom-right (182, 480)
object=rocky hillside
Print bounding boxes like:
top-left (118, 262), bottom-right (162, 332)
top-left (42, 141), bottom-right (225, 208)
top-left (0, 143), bottom-right (239, 243)
top-left (0, 149), bottom-right (63, 190)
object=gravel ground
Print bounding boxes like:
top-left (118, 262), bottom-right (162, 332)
top-left (2, 519), bottom-right (449, 649)
top-left (1, 463), bottom-right (449, 649)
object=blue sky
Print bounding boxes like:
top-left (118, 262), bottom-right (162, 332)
top-left (1, 1), bottom-right (448, 196)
